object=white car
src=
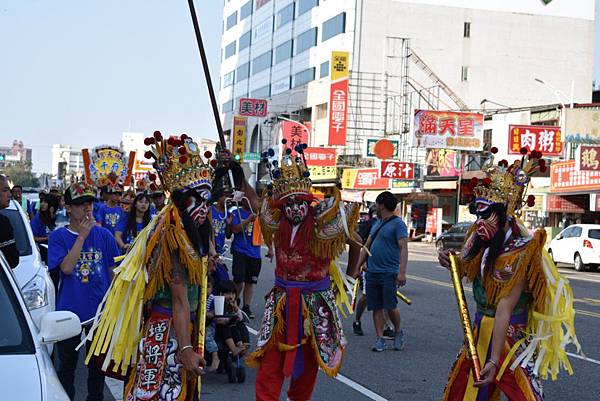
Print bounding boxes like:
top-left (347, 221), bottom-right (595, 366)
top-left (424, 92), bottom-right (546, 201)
top-left (0, 200), bottom-right (55, 328)
top-left (0, 252), bottom-right (81, 401)
top-left (547, 224), bottom-right (600, 271)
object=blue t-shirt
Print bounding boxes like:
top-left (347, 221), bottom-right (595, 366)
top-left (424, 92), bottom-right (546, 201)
top-left (98, 204), bottom-right (124, 235)
top-left (48, 226), bottom-right (119, 322)
top-left (92, 201), bottom-right (103, 222)
top-left (230, 208), bottom-right (260, 259)
top-left (115, 217), bottom-right (146, 245)
top-left (367, 217), bottom-right (408, 274)
top-left (211, 205), bottom-right (228, 254)
top-left (30, 214), bottom-right (53, 238)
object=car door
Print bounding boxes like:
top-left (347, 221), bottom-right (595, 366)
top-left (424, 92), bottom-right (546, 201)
top-left (568, 226), bottom-right (583, 264)
top-left (445, 225), bottom-right (461, 250)
top-left (553, 227), bottom-right (572, 263)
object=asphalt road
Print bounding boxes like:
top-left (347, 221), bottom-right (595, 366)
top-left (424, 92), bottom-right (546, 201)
top-left (71, 242), bottom-right (600, 401)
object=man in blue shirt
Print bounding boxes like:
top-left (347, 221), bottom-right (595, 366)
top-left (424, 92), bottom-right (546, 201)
top-left (358, 191), bottom-right (408, 352)
top-left (230, 198), bottom-right (261, 319)
top-left (48, 181), bottom-right (119, 401)
top-left (97, 186), bottom-right (124, 235)
top-left (209, 188), bottom-right (232, 291)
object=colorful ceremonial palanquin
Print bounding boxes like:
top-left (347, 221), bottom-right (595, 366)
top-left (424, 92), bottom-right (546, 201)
top-left (83, 132), bottom-right (214, 401)
top-left (247, 140), bottom-right (359, 401)
top-left (442, 148), bottom-right (580, 401)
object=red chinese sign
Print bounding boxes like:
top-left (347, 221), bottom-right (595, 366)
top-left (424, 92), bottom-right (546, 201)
top-left (425, 208), bottom-right (440, 235)
top-left (135, 317), bottom-right (171, 395)
top-left (282, 121), bottom-right (310, 154)
top-left (413, 110), bottom-right (484, 151)
top-left (380, 161), bottom-right (415, 180)
top-left (508, 125), bottom-right (562, 156)
top-left (550, 160), bottom-right (600, 192)
top-left (304, 147), bottom-right (336, 166)
top-left (239, 98), bottom-right (268, 117)
top-left (546, 195), bottom-right (586, 213)
top-left (576, 145), bottom-right (600, 172)
top-left (342, 168), bottom-right (390, 190)
top-left (328, 79), bottom-right (348, 146)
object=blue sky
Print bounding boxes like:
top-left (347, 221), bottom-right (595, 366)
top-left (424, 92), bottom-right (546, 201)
top-left (0, 0), bottom-right (598, 173)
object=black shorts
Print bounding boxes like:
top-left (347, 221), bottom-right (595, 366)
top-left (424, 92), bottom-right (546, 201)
top-left (365, 272), bottom-right (398, 311)
top-left (232, 251), bottom-right (262, 284)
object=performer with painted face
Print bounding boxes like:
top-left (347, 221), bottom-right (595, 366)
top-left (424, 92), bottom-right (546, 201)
top-left (83, 132), bottom-right (217, 401)
top-left (438, 148), bottom-right (580, 401)
top-left (247, 141), bottom-right (360, 401)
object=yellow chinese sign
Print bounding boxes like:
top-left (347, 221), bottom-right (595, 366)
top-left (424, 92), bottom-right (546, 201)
top-left (341, 169), bottom-right (359, 189)
top-left (330, 51), bottom-right (349, 82)
top-left (309, 166), bottom-right (337, 181)
top-left (232, 116), bottom-right (247, 162)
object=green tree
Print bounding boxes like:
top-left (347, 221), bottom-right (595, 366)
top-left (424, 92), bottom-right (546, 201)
top-left (1, 161), bottom-right (40, 187)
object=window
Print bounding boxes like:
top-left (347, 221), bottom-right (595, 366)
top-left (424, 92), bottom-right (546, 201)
top-left (275, 40), bottom-right (293, 64)
top-left (0, 209), bottom-right (32, 256)
top-left (252, 84), bottom-right (271, 98)
top-left (223, 71), bottom-right (235, 88)
top-left (272, 77), bottom-right (291, 95)
top-left (222, 99), bottom-right (234, 112)
top-left (296, 27), bottom-right (317, 55)
top-left (464, 22), bottom-right (471, 38)
top-left (319, 61), bottom-right (329, 78)
top-left (322, 12), bottom-right (345, 42)
top-left (253, 17), bottom-right (273, 42)
top-left (572, 226), bottom-right (583, 238)
top-left (294, 67), bottom-right (315, 87)
top-left (298, 0), bottom-right (318, 16)
top-left (236, 62), bottom-right (250, 82)
top-left (0, 270), bottom-right (35, 355)
top-left (316, 103), bottom-right (328, 119)
top-left (461, 66), bottom-right (469, 82)
top-left (252, 51), bottom-right (272, 75)
top-left (589, 229), bottom-right (600, 240)
top-left (226, 11), bottom-right (238, 30)
top-left (239, 31), bottom-right (252, 51)
top-left (224, 41), bottom-right (236, 59)
top-left (241, 1), bottom-right (253, 20)
top-left (276, 3), bottom-right (294, 29)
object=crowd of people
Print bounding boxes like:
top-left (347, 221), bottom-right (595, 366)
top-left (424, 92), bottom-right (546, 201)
top-left (0, 139), bottom-right (581, 401)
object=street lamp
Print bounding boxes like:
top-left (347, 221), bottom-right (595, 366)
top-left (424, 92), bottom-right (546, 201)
top-left (533, 77), bottom-right (574, 108)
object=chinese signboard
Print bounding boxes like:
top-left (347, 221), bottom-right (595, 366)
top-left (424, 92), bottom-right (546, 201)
top-left (425, 208), bottom-right (442, 236)
top-left (239, 98), bottom-right (268, 117)
top-left (305, 147), bottom-right (337, 181)
top-left (342, 168), bottom-right (390, 190)
top-left (281, 121), bottom-right (310, 153)
top-left (564, 108), bottom-right (600, 144)
top-left (366, 138), bottom-right (399, 158)
top-left (232, 116), bottom-right (247, 162)
top-left (380, 161), bottom-right (414, 180)
top-left (575, 145), bottom-right (600, 172)
top-left (550, 160), bottom-right (600, 193)
top-left (546, 195), bottom-right (586, 213)
top-left (328, 51), bottom-right (349, 146)
top-left (413, 110), bottom-right (484, 151)
top-left (508, 125), bottom-right (562, 156)
top-left (425, 149), bottom-right (462, 177)
top-left (244, 152), bottom-right (261, 162)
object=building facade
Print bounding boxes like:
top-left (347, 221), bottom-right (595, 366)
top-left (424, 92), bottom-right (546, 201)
top-left (0, 140), bottom-right (33, 169)
top-left (51, 144), bottom-right (84, 179)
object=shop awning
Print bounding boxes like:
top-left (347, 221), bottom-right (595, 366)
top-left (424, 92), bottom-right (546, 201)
top-left (424, 180), bottom-right (457, 190)
top-left (390, 187), bottom-right (419, 194)
top-left (461, 171), bottom-right (487, 180)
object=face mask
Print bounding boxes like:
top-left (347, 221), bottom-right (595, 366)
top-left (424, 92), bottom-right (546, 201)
top-left (475, 210), bottom-right (499, 242)
top-left (186, 197), bottom-right (209, 225)
top-left (284, 197), bottom-right (309, 226)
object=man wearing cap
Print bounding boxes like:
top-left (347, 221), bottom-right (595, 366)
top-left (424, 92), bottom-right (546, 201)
top-left (48, 181), bottom-right (120, 401)
top-left (97, 185), bottom-right (124, 235)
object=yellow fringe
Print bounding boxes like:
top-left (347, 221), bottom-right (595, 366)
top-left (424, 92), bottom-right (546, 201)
top-left (246, 293), bottom-right (287, 368)
top-left (309, 201), bottom-right (360, 261)
top-left (329, 262), bottom-right (353, 317)
top-left (441, 350), bottom-right (467, 401)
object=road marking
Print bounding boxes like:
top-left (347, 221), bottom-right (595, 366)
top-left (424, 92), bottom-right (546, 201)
top-left (246, 326), bottom-right (388, 400)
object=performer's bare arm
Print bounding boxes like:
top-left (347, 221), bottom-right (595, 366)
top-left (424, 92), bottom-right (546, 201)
top-left (114, 231), bottom-right (127, 250)
top-left (474, 278), bottom-right (526, 387)
top-left (169, 256), bottom-right (206, 377)
top-left (396, 238), bottom-right (408, 286)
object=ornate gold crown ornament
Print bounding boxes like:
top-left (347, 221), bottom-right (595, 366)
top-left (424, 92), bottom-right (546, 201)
top-left (143, 131), bottom-right (216, 194)
top-left (468, 146), bottom-right (547, 216)
top-left (261, 139), bottom-right (312, 201)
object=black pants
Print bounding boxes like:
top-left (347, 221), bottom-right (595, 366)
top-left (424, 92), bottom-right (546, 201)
top-left (216, 320), bottom-right (250, 346)
top-left (56, 324), bottom-right (105, 401)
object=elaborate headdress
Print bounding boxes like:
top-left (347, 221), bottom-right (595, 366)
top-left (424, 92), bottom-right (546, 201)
top-left (64, 181), bottom-right (96, 205)
top-left (143, 131), bottom-right (215, 194)
top-left (468, 147), bottom-right (547, 216)
top-left (135, 176), bottom-right (151, 194)
top-left (261, 139), bottom-right (312, 202)
top-left (82, 145), bottom-right (135, 192)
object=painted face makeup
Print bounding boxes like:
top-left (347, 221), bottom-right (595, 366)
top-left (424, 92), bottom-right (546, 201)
top-left (474, 203), bottom-right (499, 242)
top-left (186, 196), bottom-right (209, 225)
top-left (284, 196), bottom-right (309, 226)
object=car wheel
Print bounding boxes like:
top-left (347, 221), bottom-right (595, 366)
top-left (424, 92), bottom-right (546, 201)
top-left (574, 253), bottom-right (586, 272)
top-left (436, 241), bottom-right (444, 252)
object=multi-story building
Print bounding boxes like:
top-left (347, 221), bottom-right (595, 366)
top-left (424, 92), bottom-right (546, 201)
top-left (51, 144), bottom-right (84, 180)
top-left (0, 140), bottom-right (33, 169)
top-left (218, 0), bottom-right (595, 160)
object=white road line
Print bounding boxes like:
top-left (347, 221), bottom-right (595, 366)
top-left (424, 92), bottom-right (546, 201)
top-left (565, 352), bottom-right (600, 365)
top-left (245, 327), bottom-right (388, 400)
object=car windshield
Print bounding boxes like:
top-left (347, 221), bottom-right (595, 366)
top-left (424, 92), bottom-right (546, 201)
top-left (0, 208), bottom-right (33, 256)
top-left (588, 229), bottom-right (600, 240)
top-left (0, 263), bottom-right (35, 355)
